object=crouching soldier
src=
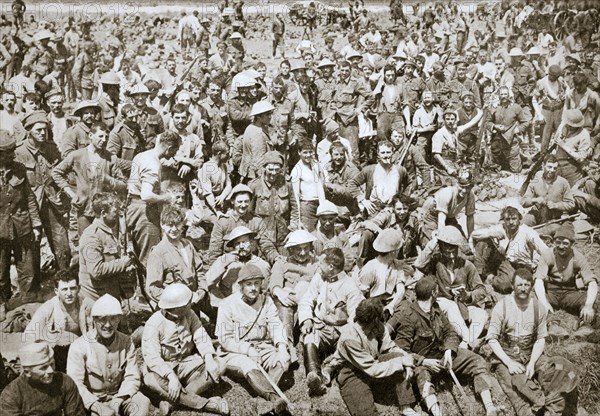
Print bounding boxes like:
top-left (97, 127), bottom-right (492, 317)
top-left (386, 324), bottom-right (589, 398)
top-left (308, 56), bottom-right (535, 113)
top-left (389, 278), bottom-right (500, 416)
top-left (333, 298), bottom-right (420, 416)
top-left (488, 268), bottom-right (579, 416)
top-left (66, 294), bottom-right (151, 415)
top-left (298, 247), bottom-right (364, 396)
top-left (142, 283), bottom-right (229, 415)
top-left (534, 224), bottom-right (599, 339)
top-left (216, 264), bottom-right (291, 415)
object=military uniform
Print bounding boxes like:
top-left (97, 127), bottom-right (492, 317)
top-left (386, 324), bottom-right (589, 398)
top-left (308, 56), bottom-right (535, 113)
top-left (425, 77), bottom-right (467, 109)
top-left (72, 50), bottom-right (96, 99)
top-left (0, 158), bottom-right (40, 304)
top-left (15, 137), bottom-right (71, 272)
top-left (248, 177), bottom-right (291, 253)
top-left (61, 122), bottom-right (91, 158)
top-left (329, 76), bottom-right (374, 156)
top-left (208, 211), bottom-right (278, 264)
top-left (97, 95), bottom-right (117, 130)
top-left (78, 218), bottom-right (130, 301)
top-left (67, 329), bottom-right (151, 414)
top-left (107, 121), bottom-right (146, 161)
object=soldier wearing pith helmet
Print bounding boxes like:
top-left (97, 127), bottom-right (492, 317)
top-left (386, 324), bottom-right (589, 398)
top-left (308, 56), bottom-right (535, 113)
top-left (142, 283), bottom-right (229, 415)
top-left (67, 294), bottom-right (152, 415)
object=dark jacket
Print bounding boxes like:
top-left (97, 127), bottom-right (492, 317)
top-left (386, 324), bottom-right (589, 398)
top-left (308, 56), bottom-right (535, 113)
top-left (0, 161), bottom-right (41, 240)
top-left (389, 301), bottom-right (460, 364)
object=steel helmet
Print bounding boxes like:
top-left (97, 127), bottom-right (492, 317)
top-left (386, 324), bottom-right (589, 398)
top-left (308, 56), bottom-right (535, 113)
top-left (437, 226), bottom-right (464, 246)
top-left (284, 229), bottom-right (317, 248)
top-left (158, 283), bottom-right (198, 309)
top-left (91, 294), bottom-right (123, 317)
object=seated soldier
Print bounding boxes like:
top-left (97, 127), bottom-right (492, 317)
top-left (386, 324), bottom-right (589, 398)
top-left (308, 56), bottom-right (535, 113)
top-left (206, 226), bottom-right (271, 307)
top-left (359, 229), bottom-right (410, 317)
top-left (216, 264), bottom-right (291, 415)
top-left (414, 226), bottom-right (489, 350)
top-left (389, 278), bottom-right (500, 416)
top-left (66, 294), bottom-right (151, 415)
top-left (24, 270), bottom-right (93, 372)
top-left (358, 194), bottom-right (420, 263)
top-left (470, 206), bottom-right (549, 294)
top-left (270, 230), bottom-right (319, 362)
top-left (142, 284), bottom-right (228, 415)
top-left (322, 141), bottom-right (360, 217)
top-left (488, 268), bottom-right (579, 416)
top-left (534, 224), bottom-right (599, 339)
top-left (333, 298), bottom-right (419, 416)
top-left (208, 184), bottom-right (279, 264)
top-left (298, 247), bottom-right (364, 396)
top-left (79, 193), bottom-right (136, 301)
top-left (0, 341), bottom-right (85, 415)
top-left (146, 205), bottom-right (211, 316)
top-left (521, 154), bottom-right (575, 230)
top-left (312, 201), bottom-right (357, 271)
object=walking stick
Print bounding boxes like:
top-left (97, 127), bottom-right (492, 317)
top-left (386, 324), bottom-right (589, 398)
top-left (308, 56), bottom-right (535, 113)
top-left (447, 367), bottom-right (467, 416)
top-left (256, 363), bottom-right (292, 407)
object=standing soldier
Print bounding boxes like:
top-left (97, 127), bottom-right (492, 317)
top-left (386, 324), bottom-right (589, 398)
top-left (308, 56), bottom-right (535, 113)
top-left (197, 18), bottom-right (212, 58)
top-left (126, 130), bottom-right (181, 266)
top-left (107, 104), bottom-right (145, 161)
top-left (97, 71), bottom-right (121, 130)
top-left (72, 41), bottom-right (97, 100)
top-left (15, 111), bottom-right (71, 273)
top-left (271, 13), bottom-right (285, 58)
top-left (0, 131), bottom-right (42, 314)
top-left (248, 151), bottom-right (291, 253)
top-left (78, 193), bottom-right (135, 301)
top-left (61, 100), bottom-right (102, 157)
top-left (125, 84), bottom-right (165, 145)
top-left (329, 60), bottom-right (373, 159)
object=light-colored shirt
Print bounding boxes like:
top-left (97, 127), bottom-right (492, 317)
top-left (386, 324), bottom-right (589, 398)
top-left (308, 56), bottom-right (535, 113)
top-left (128, 149), bottom-right (161, 196)
top-left (67, 330), bottom-right (141, 409)
top-left (298, 271), bottom-right (364, 326)
top-left (216, 292), bottom-right (287, 355)
top-left (142, 309), bottom-right (216, 379)
top-left (471, 224), bottom-right (549, 269)
top-left (359, 257), bottom-right (407, 298)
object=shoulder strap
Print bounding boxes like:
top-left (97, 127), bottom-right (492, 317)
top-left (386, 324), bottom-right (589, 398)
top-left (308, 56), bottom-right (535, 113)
top-left (239, 295), bottom-right (267, 341)
top-left (532, 297), bottom-right (540, 338)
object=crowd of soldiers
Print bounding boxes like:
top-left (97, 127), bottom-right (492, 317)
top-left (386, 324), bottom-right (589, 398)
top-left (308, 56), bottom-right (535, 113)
top-left (0, 0), bottom-right (599, 414)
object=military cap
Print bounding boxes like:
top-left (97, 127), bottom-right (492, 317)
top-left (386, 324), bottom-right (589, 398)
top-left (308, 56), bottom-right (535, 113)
top-left (23, 110), bottom-right (49, 130)
top-left (20, 341), bottom-right (54, 367)
top-left (91, 294), bottom-right (123, 316)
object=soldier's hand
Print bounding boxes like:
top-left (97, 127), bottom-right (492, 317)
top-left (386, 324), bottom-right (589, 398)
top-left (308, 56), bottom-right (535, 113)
top-left (273, 287), bottom-right (296, 307)
top-left (33, 228), bottom-right (41, 242)
top-left (205, 355), bottom-right (221, 382)
top-left (92, 401), bottom-right (116, 416)
top-left (581, 304), bottom-right (595, 323)
top-left (178, 164), bottom-right (192, 178)
top-left (507, 360), bottom-right (525, 375)
top-left (422, 358), bottom-right (444, 373)
top-left (122, 255), bottom-right (135, 267)
top-left (301, 320), bottom-right (314, 334)
top-left (359, 200), bottom-right (377, 216)
top-left (167, 373), bottom-right (183, 402)
top-left (247, 347), bottom-right (261, 363)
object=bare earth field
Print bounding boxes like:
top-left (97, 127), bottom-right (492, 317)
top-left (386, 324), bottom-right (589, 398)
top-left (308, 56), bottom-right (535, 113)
top-left (0, 1), bottom-right (597, 415)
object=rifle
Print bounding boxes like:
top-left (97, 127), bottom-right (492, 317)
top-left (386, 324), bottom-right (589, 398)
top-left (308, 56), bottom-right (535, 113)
top-left (472, 106), bottom-right (490, 182)
top-left (532, 213), bottom-right (580, 230)
top-left (519, 141), bottom-right (558, 196)
top-left (123, 195), bottom-right (156, 312)
top-left (398, 129), bottom-right (418, 167)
